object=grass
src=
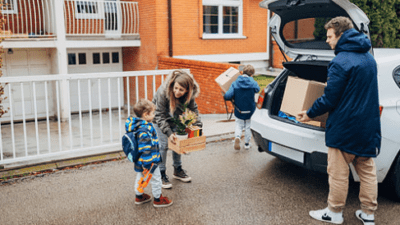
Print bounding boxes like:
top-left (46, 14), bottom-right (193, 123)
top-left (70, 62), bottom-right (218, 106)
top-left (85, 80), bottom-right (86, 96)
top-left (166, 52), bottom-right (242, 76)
top-left (253, 75), bottom-right (275, 93)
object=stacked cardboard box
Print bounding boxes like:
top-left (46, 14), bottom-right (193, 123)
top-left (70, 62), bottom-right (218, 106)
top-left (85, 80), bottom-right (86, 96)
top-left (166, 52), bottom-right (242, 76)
top-left (280, 76), bottom-right (328, 127)
top-left (215, 67), bottom-right (241, 93)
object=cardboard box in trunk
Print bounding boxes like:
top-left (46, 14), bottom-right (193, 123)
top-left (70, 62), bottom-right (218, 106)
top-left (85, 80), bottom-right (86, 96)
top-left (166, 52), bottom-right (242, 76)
top-left (215, 67), bottom-right (241, 93)
top-left (168, 136), bottom-right (206, 154)
top-left (280, 76), bottom-right (328, 123)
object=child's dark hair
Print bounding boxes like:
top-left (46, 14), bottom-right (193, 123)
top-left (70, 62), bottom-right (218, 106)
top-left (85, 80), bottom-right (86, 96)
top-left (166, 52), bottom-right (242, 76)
top-left (133, 99), bottom-right (155, 118)
top-left (243, 65), bottom-right (255, 76)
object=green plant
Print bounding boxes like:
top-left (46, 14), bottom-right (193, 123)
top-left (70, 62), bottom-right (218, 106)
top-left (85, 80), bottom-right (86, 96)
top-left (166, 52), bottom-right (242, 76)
top-left (172, 103), bottom-right (197, 135)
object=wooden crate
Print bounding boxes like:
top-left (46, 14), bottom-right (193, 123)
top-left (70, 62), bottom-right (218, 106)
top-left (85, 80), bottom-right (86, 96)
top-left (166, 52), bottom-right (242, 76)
top-left (168, 135), bottom-right (206, 154)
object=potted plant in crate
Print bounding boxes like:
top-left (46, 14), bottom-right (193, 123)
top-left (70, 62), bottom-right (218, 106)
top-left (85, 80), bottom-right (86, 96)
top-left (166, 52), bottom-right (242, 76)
top-left (172, 104), bottom-right (197, 139)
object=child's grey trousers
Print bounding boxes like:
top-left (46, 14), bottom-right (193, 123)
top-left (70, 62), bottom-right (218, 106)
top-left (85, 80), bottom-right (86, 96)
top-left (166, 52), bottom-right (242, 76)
top-left (135, 166), bottom-right (162, 198)
top-left (235, 118), bottom-right (251, 144)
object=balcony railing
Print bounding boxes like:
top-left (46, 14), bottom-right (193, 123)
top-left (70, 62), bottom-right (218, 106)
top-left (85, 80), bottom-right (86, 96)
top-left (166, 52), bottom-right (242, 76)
top-left (64, 0), bottom-right (139, 38)
top-left (0, 0), bottom-right (139, 39)
top-left (0, 0), bottom-right (56, 39)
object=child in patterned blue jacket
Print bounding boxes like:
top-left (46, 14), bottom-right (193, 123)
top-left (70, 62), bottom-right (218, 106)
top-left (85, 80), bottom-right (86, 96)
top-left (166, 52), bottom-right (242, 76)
top-left (128, 99), bottom-right (173, 207)
top-left (224, 65), bottom-right (260, 150)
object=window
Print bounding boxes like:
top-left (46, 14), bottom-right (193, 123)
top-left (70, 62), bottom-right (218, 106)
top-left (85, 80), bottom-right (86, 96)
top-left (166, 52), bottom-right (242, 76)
top-left (68, 53), bottom-right (76, 65)
top-left (203, 0), bottom-right (243, 39)
top-left (103, 52), bottom-right (110, 64)
top-left (93, 53), bottom-right (100, 64)
top-left (112, 52), bottom-right (119, 63)
top-left (75, 1), bottom-right (103, 19)
top-left (78, 53), bottom-right (87, 65)
top-left (282, 17), bottom-right (331, 50)
top-left (2, 0), bottom-right (17, 14)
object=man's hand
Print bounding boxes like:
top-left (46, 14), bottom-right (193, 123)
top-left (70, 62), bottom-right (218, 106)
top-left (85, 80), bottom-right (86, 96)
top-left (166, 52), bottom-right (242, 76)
top-left (297, 110), bottom-right (311, 122)
top-left (169, 133), bottom-right (177, 144)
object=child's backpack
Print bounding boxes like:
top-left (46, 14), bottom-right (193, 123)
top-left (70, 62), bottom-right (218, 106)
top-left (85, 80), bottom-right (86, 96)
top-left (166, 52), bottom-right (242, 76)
top-left (122, 127), bottom-right (148, 163)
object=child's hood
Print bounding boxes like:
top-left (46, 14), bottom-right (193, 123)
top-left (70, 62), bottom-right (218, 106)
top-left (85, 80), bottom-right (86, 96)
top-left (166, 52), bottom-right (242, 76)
top-left (233, 75), bottom-right (259, 89)
top-left (125, 116), bottom-right (152, 133)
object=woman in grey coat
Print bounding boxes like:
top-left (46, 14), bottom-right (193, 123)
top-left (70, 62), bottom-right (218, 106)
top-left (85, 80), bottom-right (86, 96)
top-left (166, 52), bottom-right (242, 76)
top-left (152, 70), bottom-right (201, 189)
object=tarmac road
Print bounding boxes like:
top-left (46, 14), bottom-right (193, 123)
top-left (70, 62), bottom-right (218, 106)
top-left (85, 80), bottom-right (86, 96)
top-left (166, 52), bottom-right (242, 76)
top-left (1, 139), bottom-right (400, 225)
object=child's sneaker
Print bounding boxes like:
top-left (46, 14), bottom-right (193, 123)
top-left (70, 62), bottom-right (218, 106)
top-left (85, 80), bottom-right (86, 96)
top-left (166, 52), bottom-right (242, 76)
top-left (135, 193), bottom-right (152, 205)
top-left (355, 210), bottom-right (375, 225)
top-left (173, 166), bottom-right (192, 182)
top-left (244, 143), bottom-right (250, 150)
top-left (153, 195), bottom-right (173, 208)
top-left (309, 207), bottom-right (343, 224)
top-left (234, 137), bottom-right (240, 150)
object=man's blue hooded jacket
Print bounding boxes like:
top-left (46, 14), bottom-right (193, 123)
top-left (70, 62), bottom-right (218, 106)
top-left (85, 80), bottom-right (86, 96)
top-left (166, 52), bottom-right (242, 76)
top-left (224, 75), bottom-right (260, 120)
top-left (307, 28), bottom-right (381, 157)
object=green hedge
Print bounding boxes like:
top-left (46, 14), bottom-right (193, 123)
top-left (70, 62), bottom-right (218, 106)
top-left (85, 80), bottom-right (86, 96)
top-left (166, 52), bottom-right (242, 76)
top-left (350, 0), bottom-right (400, 48)
top-left (313, 1), bottom-right (400, 48)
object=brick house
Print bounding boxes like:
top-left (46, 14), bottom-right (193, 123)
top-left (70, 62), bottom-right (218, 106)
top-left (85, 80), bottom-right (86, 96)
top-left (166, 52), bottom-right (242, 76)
top-left (124, 0), bottom-right (272, 114)
top-left (1, 0), bottom-right (311, 117)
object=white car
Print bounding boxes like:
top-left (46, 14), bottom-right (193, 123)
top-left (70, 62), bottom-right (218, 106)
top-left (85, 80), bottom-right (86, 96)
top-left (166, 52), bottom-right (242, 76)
top-left (252, 0), bottom-right (400, 199)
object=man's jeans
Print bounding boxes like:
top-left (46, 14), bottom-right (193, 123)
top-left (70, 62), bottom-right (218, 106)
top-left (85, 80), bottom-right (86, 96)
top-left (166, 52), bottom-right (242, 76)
top-left (153, 123), bottom-right (182, 172)
top-left (135, 166), bottom-right (162, 198)
top-left (235, 118), bottom-right (251, 144)
top-left (327, 147), bottom-right (378, 214)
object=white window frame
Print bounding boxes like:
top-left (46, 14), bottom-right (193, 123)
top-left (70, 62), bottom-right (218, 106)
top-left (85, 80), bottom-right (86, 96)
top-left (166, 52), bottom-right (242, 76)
top-left (2, 0), bottom-right (18, 14)
top-left (202, 0), bottom-right (245, 39)
top-left (75, 0), bottom-right (105, 19)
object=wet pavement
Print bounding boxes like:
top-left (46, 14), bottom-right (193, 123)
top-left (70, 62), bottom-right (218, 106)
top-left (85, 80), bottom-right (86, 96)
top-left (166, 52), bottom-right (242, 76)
top-left (1, 139), bottom-right (399, 225)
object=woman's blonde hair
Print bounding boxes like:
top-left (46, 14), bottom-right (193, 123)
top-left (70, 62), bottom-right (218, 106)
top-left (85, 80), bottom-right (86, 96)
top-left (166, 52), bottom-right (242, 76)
top-left (167, 70), bottom-right (195, 114)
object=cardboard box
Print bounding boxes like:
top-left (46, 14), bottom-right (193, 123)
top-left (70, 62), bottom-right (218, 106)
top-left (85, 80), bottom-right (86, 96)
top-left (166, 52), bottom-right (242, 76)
top-left (215, 67), bottom-right (241, 93)
top-left (303, 121), bottom-right (326, 128)
top-left (168, 136), bottom-right (206, 154)
top-left (280, 76), bottom-right (328, 122)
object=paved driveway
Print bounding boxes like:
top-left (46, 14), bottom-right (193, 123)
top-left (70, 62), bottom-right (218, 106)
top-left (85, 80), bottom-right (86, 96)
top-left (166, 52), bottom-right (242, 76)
top-left (1, 139), bottom-right (399, 225)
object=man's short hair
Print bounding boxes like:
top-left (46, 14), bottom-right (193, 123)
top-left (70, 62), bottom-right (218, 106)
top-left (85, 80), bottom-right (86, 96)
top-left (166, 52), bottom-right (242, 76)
top-left (133, 99), bottom-right (155, 118)
top-left (243, 65), bottom-right (255, 76)
top-left (325, 16), bottom-right (354, 37)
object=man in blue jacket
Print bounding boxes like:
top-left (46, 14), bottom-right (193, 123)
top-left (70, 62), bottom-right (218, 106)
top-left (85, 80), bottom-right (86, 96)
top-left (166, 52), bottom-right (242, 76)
top-left (297, 17), bottom-right (381, 225)
top-left (224, 65), bottom-right (260, 150)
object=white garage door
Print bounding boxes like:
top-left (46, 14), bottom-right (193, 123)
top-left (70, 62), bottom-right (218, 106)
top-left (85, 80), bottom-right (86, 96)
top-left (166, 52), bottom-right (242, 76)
top-left (0, 49), bottom-right (52, 122)
top-left (67, 48), bottom-right (123, 113)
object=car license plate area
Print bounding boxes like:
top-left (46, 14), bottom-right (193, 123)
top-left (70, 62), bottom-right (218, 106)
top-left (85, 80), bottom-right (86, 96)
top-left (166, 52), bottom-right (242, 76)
top-left (270, 143), bottom-right (304, 163)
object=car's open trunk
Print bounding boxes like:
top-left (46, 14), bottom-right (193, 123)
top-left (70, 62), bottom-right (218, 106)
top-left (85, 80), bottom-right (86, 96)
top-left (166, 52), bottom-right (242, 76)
top-left (269, 60), bottom-right (330, 129)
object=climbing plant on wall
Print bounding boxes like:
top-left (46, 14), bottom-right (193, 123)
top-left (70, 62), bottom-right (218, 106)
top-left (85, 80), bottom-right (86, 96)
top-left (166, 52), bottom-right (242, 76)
top-left (0, 1), bottom-right (8, 118)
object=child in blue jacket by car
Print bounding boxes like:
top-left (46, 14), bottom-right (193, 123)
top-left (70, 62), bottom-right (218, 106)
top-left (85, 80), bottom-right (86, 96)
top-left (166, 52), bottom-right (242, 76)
top-left (224, 65), bottom-right (260, 150)
top-left (127, 99), bottom-right (173, 207)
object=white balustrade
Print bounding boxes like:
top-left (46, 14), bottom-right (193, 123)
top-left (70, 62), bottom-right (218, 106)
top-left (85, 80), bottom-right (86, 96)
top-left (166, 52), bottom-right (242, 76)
top-left (0, 69), bottom-right (189, 166)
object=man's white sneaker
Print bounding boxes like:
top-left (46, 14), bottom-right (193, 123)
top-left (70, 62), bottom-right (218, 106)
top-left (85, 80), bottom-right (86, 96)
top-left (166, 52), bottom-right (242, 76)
top-left (234, 137), bottom-right (240, 150)
top-left (309, 207), bottom-right (344, 224)
top-left (355, 210), bottom-right (375, 225)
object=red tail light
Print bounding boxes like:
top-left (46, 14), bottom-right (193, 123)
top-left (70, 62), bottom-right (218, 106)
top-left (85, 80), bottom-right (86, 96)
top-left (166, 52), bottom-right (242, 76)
top-left (257, 88), bottom-right (266, 109)
top-left (379, 105), bottom-right (383, 116)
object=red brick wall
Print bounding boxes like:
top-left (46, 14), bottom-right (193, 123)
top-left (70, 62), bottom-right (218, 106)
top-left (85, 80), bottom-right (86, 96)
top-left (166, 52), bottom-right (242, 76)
top-left (170, 0), bottom-right (268, 56)
top-left (123, 0), bottom-right (161, 72)
top-left (158, 56), bottom-right (239, 114)
top-left (272, 41), bottom-right (292, 69)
